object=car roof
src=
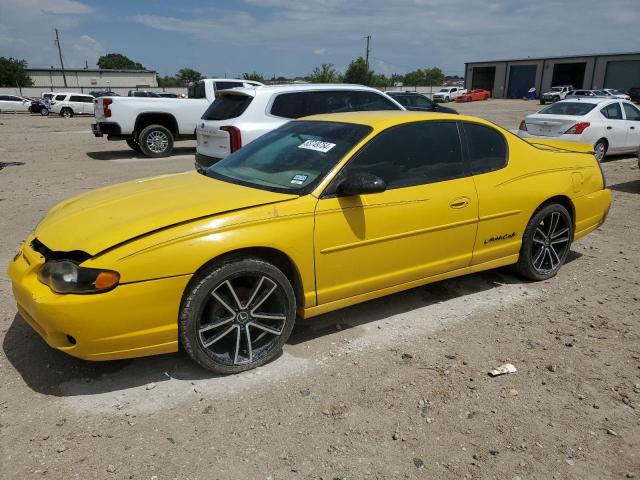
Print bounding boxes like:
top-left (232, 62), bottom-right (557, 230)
top-left (220, 84), bottom-right (388, 96)
top-left (299, 110), bottom-right (486, 131)
top-left (554, 97), bottom-right (618, 105)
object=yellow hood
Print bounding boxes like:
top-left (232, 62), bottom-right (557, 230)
top-left (35, 171), bottom-right (296, 255)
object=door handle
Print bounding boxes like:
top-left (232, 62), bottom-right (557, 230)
top-left (631, 126), bottom-right (636, 130)
top-left (606, 126), bottom-right (612, 130)
top-left (449, 197), bottom-right (470, 209)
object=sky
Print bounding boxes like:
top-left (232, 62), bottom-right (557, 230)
top-left (1, 0), bottom-right (638, 78)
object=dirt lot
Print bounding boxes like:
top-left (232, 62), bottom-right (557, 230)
top-left (0, 100), bottom-right (638, 480)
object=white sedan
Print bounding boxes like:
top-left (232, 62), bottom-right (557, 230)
top-left (0, 94), bottom-right (31, 112)
top-left (517, 98), bottom-right (640, 161)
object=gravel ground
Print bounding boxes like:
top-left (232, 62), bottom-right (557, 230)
top-left (0, 101), bottom-right (638, 480)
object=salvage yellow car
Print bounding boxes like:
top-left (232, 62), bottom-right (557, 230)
top-left (8, 111), bottom-right (611, 374)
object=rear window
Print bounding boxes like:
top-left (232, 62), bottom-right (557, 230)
top-left (215, 81), bottom-right (244, 91)
top-left (270, 90), bottom-right (399, 119)
top-left (202, 94), bottom-right (253, 120)
top-left (539, 102), bottom-right (596, 116)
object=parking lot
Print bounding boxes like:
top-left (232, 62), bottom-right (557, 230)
top-left (0, 100), bottom-right (639, 479)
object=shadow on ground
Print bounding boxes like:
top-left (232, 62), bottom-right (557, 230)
top-left (3, 252), bottom-right (582, 397)
top-left (85, 147), bottom-right (196, 161)
top-left (610, 179), bottom-right (640, 194)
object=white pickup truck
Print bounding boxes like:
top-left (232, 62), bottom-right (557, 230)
top-left (91, 78), bottom-right (262, 157)
top-left (432, 87), bottom-right (467, 103)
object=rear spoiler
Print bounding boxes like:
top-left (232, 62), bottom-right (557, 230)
top-left (525, 138), bottom-right (594, 155)
top-left (216, 87), bottom-right (257, 98)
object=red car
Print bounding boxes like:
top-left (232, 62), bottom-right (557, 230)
top-left (455, 89), bottom-right (491, 102)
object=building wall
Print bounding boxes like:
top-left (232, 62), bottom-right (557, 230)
top-left (27, 70), bottom-right (158, 90)
top-left (539, 57), bottom-right (596, 91)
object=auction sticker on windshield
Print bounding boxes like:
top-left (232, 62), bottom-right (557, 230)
top-left (298, 140), bottom-right (336, 153)
top-left (290, 174), bottom-right (309, 185)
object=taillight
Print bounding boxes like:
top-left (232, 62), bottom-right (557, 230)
top-left (103, 98), bottom-right (112, 118)
top-left (518, 119), bottom-right (527, 131)
top-left (564, 122), bottom-right (590, 134)
top-left (221, 126), bottom-right (242, 153)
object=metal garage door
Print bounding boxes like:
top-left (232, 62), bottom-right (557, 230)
top-left (604, 60), bottom-right (640, 91)
top-left (507, 65), bottom-right (537, 99)
top-left (471, 67), bottom-right (496, 93)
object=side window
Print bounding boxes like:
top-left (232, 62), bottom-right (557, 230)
top-left (69, 96), bottom-right (83, 102)
top-left (83, 96), bottom-right (94, 103)
top-left (413, 96), bottom-right (433, 109)
top-left (55, 94), bottom-right (66, 101)
top-left (350, 91), bottom-right (399, 111)
top-left (333, 121), bottom-right (464, 191)
top-left (622, 103), bottom-right (640, 121)
top-left (306, 91), bottom-right (352, 115)
top-left (270, 92), bottom-right (308, 119)
top-left (600, 103), bottom-right (623, 120)
top-left (463, 122), bottom-right (508, 174)
top-left (0, 96), bottom-right (8, 101)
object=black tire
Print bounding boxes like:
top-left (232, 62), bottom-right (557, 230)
top-left (126, 138), bottom-right (142, 152)
top-left (179, 258), bottom-right (297, 374)
top-left (40, 107), bottom-right (49, 116)
top-left (138, 124), bottom-right (174, 158)
top-left (539, 99), bottom-right (546, 105)
top-left (516, 203), bottom-right (573, 281)
top-left (594, 139), bottom-right (607, 162)
top-left (60, 108), bottom-right (73, 118)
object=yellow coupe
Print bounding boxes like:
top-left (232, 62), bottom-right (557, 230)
top-left (8, 112), bottom-right (611, 373)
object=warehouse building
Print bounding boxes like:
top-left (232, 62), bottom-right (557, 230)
top-left (26, 68), bottom-right (158, 92)
top-left (464, 52), bottom-right (640, 99)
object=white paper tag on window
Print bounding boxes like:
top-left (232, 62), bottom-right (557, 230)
top-left (298, 140), bottom-right (336, 153)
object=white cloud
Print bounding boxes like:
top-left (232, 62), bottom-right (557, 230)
top-left (314, 48), bottom-right (328, 55)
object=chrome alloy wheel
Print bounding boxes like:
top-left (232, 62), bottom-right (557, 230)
top-left (531, 211), bottom-right (571, 275)
top-left (594, 141), bottom-right (606, 162)
top-left (197, 275), bottom-right (288, 366)
top-left (146, 130), bottom-right (169, 154)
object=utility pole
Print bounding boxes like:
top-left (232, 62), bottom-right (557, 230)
top-left (54, 28), bottom-right (68, 87)
top-left (365, 35), bottom-right (371, 68)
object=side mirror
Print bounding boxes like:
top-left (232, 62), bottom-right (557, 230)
top-left (339, 172), bottom-right (386, 196)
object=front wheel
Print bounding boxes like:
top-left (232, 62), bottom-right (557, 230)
top-left (516, 204), bottom-right (572, 281)
top-left (40, 107), bottom-right (49, 116)
top-left (60, 108), bottom-right (73, 118)
top-left (594, 139), bottom-right (607, 162)
top-left (179, 258), bottom-right (297, 374)
top-left (138, 124), bottom-right (174, 157)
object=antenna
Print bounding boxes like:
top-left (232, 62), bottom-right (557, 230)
top-left (54, 28), bottom-right (68, 87)
top-left (365, 35), bottom-right (371, 68)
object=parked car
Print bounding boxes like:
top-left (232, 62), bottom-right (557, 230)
top-left (517, 98), bottom-right (640, 161)
top-left (432, 87), bottom-right (467, 102)
top-left (50, 93), bottom-right (95, 118)
top-left (601, 89), bottom-right (631, 101)
top-left (41, 92), bottom-right (56, 101)
top-left (157, 92), bottom-right (180, 98)
top-left (539, 85), bottom-right (573, 105)
top-left (128, 91), bottom-right (162, 98)
top-left (29, 98), bottom-right (51, 116)
top-left (455, 89), bottom-right (491, 102)
top-left (0, 94), bottom-right (31, 112)
top-left (386, 91), bottom-right (458, 114)
top-left (629, 86), bottom-right (640, 103)
top-left (90, 91), bottom-right (119, 98)
top-left (8, 111), bottom-right (611, 373)
top-left (93, 78), bottom-right (263, 157)
top-left (564, 89), bottom-right (609, 99)
top-left (195, 84), bottom-right (405, 172)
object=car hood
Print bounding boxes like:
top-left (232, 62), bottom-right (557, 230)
top-left (35, 171), bottom-right (297, 255)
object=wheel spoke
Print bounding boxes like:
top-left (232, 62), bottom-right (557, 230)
top-left (548, 212), bottom-right (560, 237)
top-left (535, 227), bottom-right (548, 241)
top-left (551, 227), bottom-right (569, 239)
top-left (250, 321), bottom-right (283, 336)
top-left (211, 290), bottom-right (236, 316)
top-left (244, 276), bottom-right (267, 310)
top-left (549, 245), bottom-right (561, 266)
top-left (532, 246), bottom-right (545, 269)
top-left (248, 279), bottom-right (278, 313)
top-left (233, 325), bottom-right (241, 365)
top-left (202, 324), bottom-right (236, 347)
top-left (551, 236), bottom-right (570, 245)
top-left (222, 280), bottom-right (243, 310)
top-left (532, 237), bottom-right (546, 245)
top-left (252, 312), bottom-right (287, 321)
top-left (199, 317), bottom-right (234, 334)
top-left (244, 325), bottom-right (253, 363)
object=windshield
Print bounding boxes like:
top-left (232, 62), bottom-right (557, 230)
top-left (551, 87), bottom-right (563, 92)
top-left (607, 89), bottom-right (620, 95)
top-left (539, 102), bottom-right (597, 116)
top-left (439, 89), bottom-right (449, 92)
top-left (206, 121), bottom-right (372, 194)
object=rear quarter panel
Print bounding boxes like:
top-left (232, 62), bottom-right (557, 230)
top-left (470, 133), bottom-right (605, 265)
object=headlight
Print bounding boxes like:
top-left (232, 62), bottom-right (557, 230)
top-left (37, 260), bottom-right (120, 294)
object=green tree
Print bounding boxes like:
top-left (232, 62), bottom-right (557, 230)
top-left (404, 69), bottom-right (425, 86)
top-left (0, 57), bottom-right (33, 87)
top-left (243, 72), bottom-right (266, 83)
top-left (342, 57), bottom-right (373, 86)
top-left (308, 63), bottom-right (338, 83)
top-left (177, 68), bottom-right (203, 85)
top-left (403, 67), bottom-right (445, 87)
top-left (371, 73), bottom-right (391, 88)
top-left (97, 53), bottom-right (144, 70)
top-left (423, 67), bottom-right (445, 86)
top-left (157, 75), bottom-right (181, 87)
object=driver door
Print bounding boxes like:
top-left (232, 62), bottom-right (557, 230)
top-left (314, 121), bottom-right (478, 305)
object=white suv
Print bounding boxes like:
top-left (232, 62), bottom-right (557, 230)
top-left (195, 84), bottom-right (404, 172)
top-left (50, 93), bottom-right (95, 117)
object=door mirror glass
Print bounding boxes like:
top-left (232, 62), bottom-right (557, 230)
top-left (339, 172), bottom-right (386, 195)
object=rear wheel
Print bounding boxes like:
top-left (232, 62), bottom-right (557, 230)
top-left (40, 107), bottom-right (49, 116)
top-left (126, 138), bottom-right (142, 152)
top-left (60, 108), bottom-right (73, 118)
top-left (594, 139), bottom-right (607, 162)
top-left (138, 124), bottom-right (174, 158)
top-left (516, 204), bottom-right (572, 281)
top-left (179, 258), bottom-right (297, 374)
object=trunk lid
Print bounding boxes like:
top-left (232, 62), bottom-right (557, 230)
top-left (524, 115), bottom-right (579, 137)
top-left (524, 138), bottom-right (594, 154)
